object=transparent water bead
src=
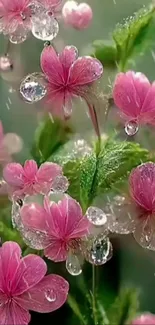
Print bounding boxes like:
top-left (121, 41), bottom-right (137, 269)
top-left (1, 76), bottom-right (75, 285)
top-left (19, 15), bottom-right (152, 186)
top-left (51, 176), bottom-right (69, 193)
top-left (84, 235), bottom-right (113, 265)
top-left (20, 73), bottom-right (47, 103)
top-left (66, 251), bottom-right (82, 276)
top-left (31, 11), bottom-right (59, 41)
top-left (125, 120), bottom-right (139, 136)
top-left (12, 199), bottom-right (23, 229)
top-left (105, 195), bottom-right (137, 234)
top-left (86, 206), bottom-right (107, 226)
top-left (9, 25), bottom-right (28, 44)
top-left (45, 289), bottom-right (56, 302)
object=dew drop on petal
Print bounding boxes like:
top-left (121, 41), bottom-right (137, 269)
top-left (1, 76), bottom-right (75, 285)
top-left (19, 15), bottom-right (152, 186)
top-left (84, 235), bottom-right (113, 265)
top-left (45, 289), bottom-right (56, 302)
top-left (125, 120), bottom-right (139, 136)
top-left (86, 206), bottom-right (107, 226)
top-left (20, 73), bottom-right (47, 103)
top-left (51, 176), bottom-right (69, 193)
top-left (66, 251), bottom-right (82, 276)
top-left (31, 11), bottom-right (59, 41)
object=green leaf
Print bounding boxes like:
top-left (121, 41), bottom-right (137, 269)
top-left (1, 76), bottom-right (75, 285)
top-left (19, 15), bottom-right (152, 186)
top-left (91, 40), bottom-right (117, 67)
top-left (108, 288), bottom-right (139, 325)
top-left (91, 140), bottom-right (149, 200)
top-left (67, 294), bottom-right (88, 325)
top-left (31, 115), bottom-right (73, 164)
top-left (113, 5), bottom-right (155, 70)
top-left (50, 137), bottom-right (149, 209)
top-left (51, 142), bottom-right (97, 211)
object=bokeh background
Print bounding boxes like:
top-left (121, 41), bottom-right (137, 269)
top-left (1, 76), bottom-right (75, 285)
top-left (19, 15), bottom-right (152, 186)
top-left (0, 0), bottom-right (155, 323)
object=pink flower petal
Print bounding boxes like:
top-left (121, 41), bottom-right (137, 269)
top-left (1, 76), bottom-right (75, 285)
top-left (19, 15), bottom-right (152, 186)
top-left (0, 301), bottom-right (31, 325)
top-left (69, 56), bottom-right (103, 86)
top-left (15, 274), bottom-right (69, 313)
top-left (20, 203), bottom-right (49, 232)
top-left (23, 160), bottom-right (38, 179)
top-left (59, 46), bottom-right (78, 82)
top-left (41, 46), bottom-right (64, 85)
top-left (45, 87), bottom-right (66, 118)
top-left (44, 240), bottom-right (67, 261)
top-left (3, 163), bottom-right (24, 187)
top-left (129, 163), bottom-right (155, 212)
top-left (37, 162), bottom-right (62, 183)
top-left (57, 195), bottom-right (88, 236)
top-left (12, 254), bottom-right (47, 295)
top-left (113, 71), bottom-right (150, 120)
top-left (132, 313), bottom-right (155, 325)
top-left (0, 241), bottom-right (21, 292)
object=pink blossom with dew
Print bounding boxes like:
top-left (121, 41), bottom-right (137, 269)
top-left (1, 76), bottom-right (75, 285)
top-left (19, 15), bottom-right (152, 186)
top-left (40, 45), bottom-right (103, 137)
top-left (20, 195), bottom-right (90, 262)
top-left (0, 0), bottom-right (32, 43)
top-left (0, 241), bottom-right (69, 325)
top-left (131, 313), bottom-right (155, 325)
top-left (129, 162), bottom-right (155, 250)
top-left (62, 1), bottom-right (93, 30)
top-left (113, 71), bottom-right (155, 131)
top-left (3, 159), bottom-right (65, 199)
top-left (0, 121), bottom-right (22, 166)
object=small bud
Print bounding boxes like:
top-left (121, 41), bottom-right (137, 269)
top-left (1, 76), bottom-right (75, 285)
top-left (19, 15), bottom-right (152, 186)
top-left (62, 1), bottom-right (93, 30)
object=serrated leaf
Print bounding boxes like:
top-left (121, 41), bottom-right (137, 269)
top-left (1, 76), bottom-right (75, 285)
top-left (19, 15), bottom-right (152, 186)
top-left (113, 6), bottom-right (155, 70)
top-left (91, 140), bottom-right (149, 200)
top-left (31, 115), bottom-right (73, 164)
top-left (108, 288), bottom-right (139, 325)
top-left (91, 40), bottom-right (117, 66)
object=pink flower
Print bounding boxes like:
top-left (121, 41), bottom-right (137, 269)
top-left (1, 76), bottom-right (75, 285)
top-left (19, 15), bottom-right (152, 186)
top-left (62, 1), bottom-right (93, 30)
top-left (0, 0), bottom-right (32, 42)
top-left (129, 162), bottom-right (155, 249)
top-left (113, 71), bottom-right (155, 125)
top-left (131, 313), bottom-right (155, 325)
top-left (105, 163), bottom-right (155, 250)
top-left (40, 45), bottom-right (103, 136)
top-left (0, 121), bottom-right (22, 166)
top-left (3, 159), bottom-right (64, 198)
top-left (0, 241), bottom-right (69, 325)
top-left (20, 195), bottom-right (90, 262)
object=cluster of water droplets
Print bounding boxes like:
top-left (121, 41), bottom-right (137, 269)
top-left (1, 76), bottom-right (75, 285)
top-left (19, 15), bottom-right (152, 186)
top-left (104, 195), bottom-right (137, 234)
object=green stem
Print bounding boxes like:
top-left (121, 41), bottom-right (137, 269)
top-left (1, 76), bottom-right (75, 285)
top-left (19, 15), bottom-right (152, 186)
top-left (92, 265), bottom-right (98, 325)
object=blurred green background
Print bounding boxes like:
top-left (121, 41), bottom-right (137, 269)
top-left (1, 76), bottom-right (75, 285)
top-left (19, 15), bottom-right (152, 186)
top-left (0, 0), bottom-right (155, 323)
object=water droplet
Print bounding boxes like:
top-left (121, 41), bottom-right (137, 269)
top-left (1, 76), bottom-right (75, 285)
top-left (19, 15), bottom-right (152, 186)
top-left (84, 235), bottom-right (113, 265)
top-left (44, 41), bottom-right (51, 47)
top-left (45, 289), bottom-right (56, 302)
top-left (63, 105), bottom-right (72, 118)
top-left (20, 73), bottom-right (47, 103)
top-left (9, 25), bottom-right (28, 44)
top-left (0, 56), bottom-right (13, 72)
top-left (31, 10), bottom-right (59, 41)
top-left (113, 195), bottom-right (126, 207)
top-left (3, 133), bottom-right (23, 154)
top-left (51, 176), bottom-right (69, 193)
top-left (66, 251), bottom-right (82, 276)
top-left (86, 206), bottom-right (107, 226)
top-left (125, 120), bottom-right (139, 136)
